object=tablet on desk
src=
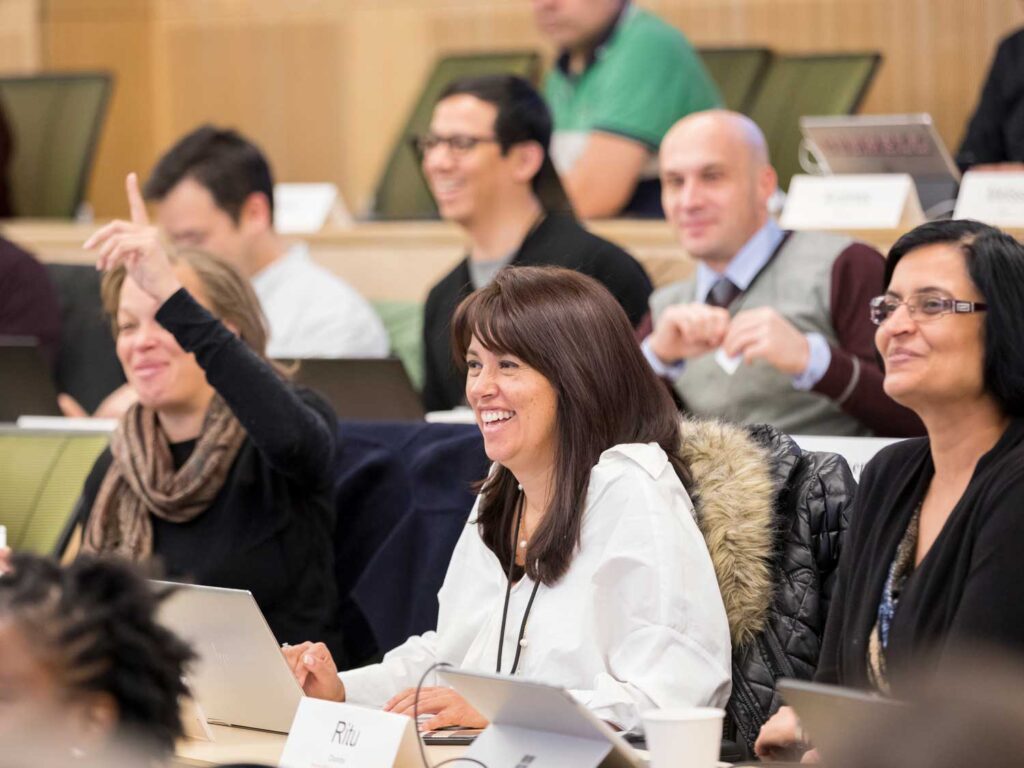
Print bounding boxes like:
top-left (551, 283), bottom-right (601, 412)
top-left (440, 668), bottom-right (643, 768)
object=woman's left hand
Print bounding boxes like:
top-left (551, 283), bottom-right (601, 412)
top-left (384, 686), bottom-right (488, 731)
top-left (84, 172), bottom-right (182, 303)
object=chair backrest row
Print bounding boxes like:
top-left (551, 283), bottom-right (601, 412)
top-left (368, 47), bottom-right (879, 218)
top-left (697, 48), bottom-right (881, 191)
top-left (0, 73), bottom-right (112, 218)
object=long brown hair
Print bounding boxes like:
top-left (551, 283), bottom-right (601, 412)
top-left (101, 247), bottom-right (287, 375)
top-left (451, 265), bottom-right (690, 585)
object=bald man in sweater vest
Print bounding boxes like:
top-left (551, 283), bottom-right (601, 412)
top-left (642, 111), bottom-right (923, 437)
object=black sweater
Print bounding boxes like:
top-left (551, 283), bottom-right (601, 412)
top-left (77, 289), bottom-right (340, 652)
top-left (958, 28), bottom-right (1024, 170)
top-left (421, 214), bottom-right (653, 411)
top-left (815, 418), bottom-right (1024, 693)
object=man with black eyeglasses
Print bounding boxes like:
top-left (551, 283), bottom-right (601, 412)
top-left (418, 75), bottom-right (653, 412)
top-left (644, 110), bottom-right (924, 437)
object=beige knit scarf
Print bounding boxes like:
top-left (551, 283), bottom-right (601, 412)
top-left (81, 394), bottom-right (246, 561)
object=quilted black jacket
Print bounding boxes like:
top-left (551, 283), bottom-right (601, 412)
top-left (726, 424), bottom-right (855, 756)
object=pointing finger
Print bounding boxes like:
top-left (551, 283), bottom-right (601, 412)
top-left (126, 172), bottom-right (150, 226)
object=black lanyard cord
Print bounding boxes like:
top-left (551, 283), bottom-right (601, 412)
top-left (496, 495), bottom-right (541, 676)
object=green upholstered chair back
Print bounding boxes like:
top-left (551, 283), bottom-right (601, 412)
top-left (0, 430), bottom-right (108, 554)
top-left (0, 72), bottom-right (112, 218)
top-left (369, 52), bottom-right (541, 220)
top-left (372, 300), bottom-right (424, 391)
top-left (697, 47), bottom-right (772, 113)
top-left (746, 53), bottom-right (881, 191)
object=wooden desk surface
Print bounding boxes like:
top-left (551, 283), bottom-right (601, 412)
top-left (174, 723), bottom-right (465, 767)
top-left (6, 218), bottom-right (1022, 304)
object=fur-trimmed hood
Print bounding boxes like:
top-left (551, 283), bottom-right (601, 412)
top-left (679, 418), bottom-right (776, 648)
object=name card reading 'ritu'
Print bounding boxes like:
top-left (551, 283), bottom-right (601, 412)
top-left (954, 171), bottom-right (1024, 226)
top-left (279, 698), bottom-right (420, 768)
top-left (780, 174), bottom-right (925, 231)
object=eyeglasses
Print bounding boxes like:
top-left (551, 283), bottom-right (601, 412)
top-left (869, 293), bottom-right (988, 325)
top-left (411, 133), bottom-right (500, 157)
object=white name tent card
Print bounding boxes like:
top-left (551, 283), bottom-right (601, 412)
top-left (273, 183), bottom-right (350, 234)
top-left (792, 435), bottom-right (902, 481)
top-left (780, 174), bottom-right (925, 231)
top-left (953, 171), bottom-right (1024, 226)
top-left (278, 698), bottom-right (420, 768)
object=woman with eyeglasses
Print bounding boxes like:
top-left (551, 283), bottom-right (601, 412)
top-left (756, 219), bottom-right (1024, 761)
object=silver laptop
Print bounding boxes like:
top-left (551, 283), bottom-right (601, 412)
top-left (777, 678), bottom-right (905, 758)
top-left (441, 668), bottom-right (643, 767)
top-left (154, 582), bottom-right (303, 733)
top-left (799, 113), bottom-right (961, 213)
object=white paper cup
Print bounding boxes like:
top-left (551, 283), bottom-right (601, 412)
top-left (642, 706), bottom-right (725, 768)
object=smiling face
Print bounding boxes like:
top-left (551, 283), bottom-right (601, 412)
top-left (875, 243), bottom-right (988, 411)
top-left (115, 264), bottom-right (216, 416)
top-left (465, 336), bottom-right (559, 478)
top-left (422, 95), bottom-right (518, 228)
top-left (660, 113), bottom-right (776, 268)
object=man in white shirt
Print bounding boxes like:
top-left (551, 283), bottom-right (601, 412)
top-left (143, 125), bottom-right (388, 359)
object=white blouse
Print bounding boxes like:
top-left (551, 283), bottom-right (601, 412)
top-left (339, 443), bottom-right (732, 730)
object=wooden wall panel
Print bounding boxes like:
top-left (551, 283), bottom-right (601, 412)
top-left (38, 0), bottom-right (1024, 218)
top-left (0, 0), bottom-right (41, 74)
top-left (43, 0), bottom-right (154, 218)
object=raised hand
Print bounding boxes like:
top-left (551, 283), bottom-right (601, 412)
top-left (84, 173), bottom-right (182, 303)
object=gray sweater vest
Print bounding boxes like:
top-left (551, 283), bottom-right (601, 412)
top-left (650, 231), bottom-right (871, 436)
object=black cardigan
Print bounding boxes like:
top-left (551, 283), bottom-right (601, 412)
top-left (421, 213), bottom-right (653, 412)
top-left (76, 289), bottom-right (341, 653)
top-left (815, 418), bottom-right (1024, 693)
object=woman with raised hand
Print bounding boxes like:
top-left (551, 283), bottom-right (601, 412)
top-left (71, 173), bottom-right (339, 653)
top-left (285, 265), bottom-right (731, 733)
top-left (756, 219), bottom-right (1024, 761)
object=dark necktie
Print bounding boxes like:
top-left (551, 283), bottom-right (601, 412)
top-left (707, 277), bottom-right (741, 309)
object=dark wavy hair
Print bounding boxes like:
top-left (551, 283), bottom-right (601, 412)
top-left (451, 265), bottom-right (691, 585)
top-left (0, 554), bottom-right (194, 756)
top-left (885, 219), bottom-right (1024, 417)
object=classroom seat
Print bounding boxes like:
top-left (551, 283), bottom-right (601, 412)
top-left (697, 47), bottom-right (772, 113)
top-left (746, 53), bottom-right (881, 190)
top-left (369, 51), bottom-right (542, 220)
top-left (46, 263), bottom-right (126, 413)
top-left (0, 429), bottom-right (108, 554)
top-left (372, 299), bottom-right (424, 391)
top-left (343, 420), bottom-right (488, 654)
top-left (0, 73), bottom-right (112, 218)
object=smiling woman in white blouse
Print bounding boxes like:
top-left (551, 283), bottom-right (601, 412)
top-left (284, 266), bottom-right (731, 732)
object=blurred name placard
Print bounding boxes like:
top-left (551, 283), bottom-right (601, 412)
top-left (954, 171), bottom-right (1024, 226)
top-left (274, 183), bottom-right (351, 234)
top-left (781, 174), bottom-right (925, 231)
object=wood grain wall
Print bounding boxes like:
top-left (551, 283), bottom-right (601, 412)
top-left (0, 0), bottom-right (1019, 217)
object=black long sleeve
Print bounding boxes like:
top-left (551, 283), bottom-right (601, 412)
top-left (155, 287), bottom-right (336, 485)
top-left (957, 28), bottom-right (1024, 170)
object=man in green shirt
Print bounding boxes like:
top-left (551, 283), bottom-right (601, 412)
top-left (536, 0), bottom-right (720, 218)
